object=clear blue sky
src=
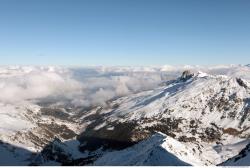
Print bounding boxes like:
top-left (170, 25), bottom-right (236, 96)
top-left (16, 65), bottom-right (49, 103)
top-left (0, 0), bottom-right (250, 66)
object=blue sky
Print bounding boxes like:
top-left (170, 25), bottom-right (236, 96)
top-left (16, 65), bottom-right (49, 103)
top-left (0, 0), bottom-right (249, 66)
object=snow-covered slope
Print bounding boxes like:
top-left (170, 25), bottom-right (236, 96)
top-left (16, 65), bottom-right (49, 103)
top-left (96, 73), bottom-right (250, 124)
top-left (77, 71), bottom-right (250, 165)
top-left (94, 132), bottom-right (205, 166)
top-left (93, 132), bottom-right (250, 166)
top-left (1, 66), bottom-right (250, 165)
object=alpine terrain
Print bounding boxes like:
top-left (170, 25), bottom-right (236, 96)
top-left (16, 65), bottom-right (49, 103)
top-left (1, 65), bottom-right (250, 166)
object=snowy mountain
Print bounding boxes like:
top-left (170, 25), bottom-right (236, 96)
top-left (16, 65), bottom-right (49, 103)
top-left (94, 132), bottom-right (196, 166)
top-left (77, 70), bottom-right (250, 165)
top-left (1, 65), bottom-right (250, 165)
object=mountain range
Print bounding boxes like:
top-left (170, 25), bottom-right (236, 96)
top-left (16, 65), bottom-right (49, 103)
top-left (1, 65), bottom-right (250, 165)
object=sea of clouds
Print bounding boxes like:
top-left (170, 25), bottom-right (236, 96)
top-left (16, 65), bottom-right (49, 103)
top-left (0, 65), bottom-right (249, 107)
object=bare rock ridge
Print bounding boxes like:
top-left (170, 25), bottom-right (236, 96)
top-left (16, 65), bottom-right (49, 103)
top-left (236, 78), bottom-right (248, 89)
top-left (179, 70), bottom-right (194, 81)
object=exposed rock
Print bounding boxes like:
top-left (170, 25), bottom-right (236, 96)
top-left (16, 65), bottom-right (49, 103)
top-left (180, 70), bottom-right (194, 81)
top-left (236, 78), bottom-right (248, 89)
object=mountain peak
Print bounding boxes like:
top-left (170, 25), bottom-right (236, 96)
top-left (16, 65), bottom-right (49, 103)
top-left (179, 70), bottom-right (212, 82)
top-left (180, 70), bottom-right (195, 81)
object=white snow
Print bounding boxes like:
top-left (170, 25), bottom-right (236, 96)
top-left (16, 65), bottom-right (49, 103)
top-left (94, 122), bottom-right (107, 130)
top-left (0, 103), bottom-right (35, 135)
top-left (94, 133), bottom-right (191, 166)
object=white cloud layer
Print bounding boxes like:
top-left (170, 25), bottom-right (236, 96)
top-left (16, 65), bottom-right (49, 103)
top-left (0, 66), bottom-right (164, 107)
top-left (0, 65), bottom-right (249, 107)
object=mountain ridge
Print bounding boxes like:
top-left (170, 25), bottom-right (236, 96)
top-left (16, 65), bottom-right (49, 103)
top-left (1, 69), bottom-right (250, 165)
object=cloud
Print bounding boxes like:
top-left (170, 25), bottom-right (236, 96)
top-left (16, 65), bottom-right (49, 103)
top-left (68, 71), bottom-right (164, 107)
top-left (1, 65), bottom-right (249, 108)
top-left (0, 66), bottom-right (164, 107)
top-left (0, 69), bottom-right (83, 103)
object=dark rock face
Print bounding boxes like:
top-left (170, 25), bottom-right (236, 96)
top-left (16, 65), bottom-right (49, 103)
top-left (40, 108), bottom-right (71, 121)
top-left (178, 136), bottom-right (196, 142)
top-left (180, 70), bottom-right (194, 81)
top-left (236, 78), bottom-right (248, 89)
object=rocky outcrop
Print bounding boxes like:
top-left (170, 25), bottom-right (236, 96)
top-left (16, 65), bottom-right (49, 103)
top-left (180, 70), bottom-right (194, 81)
top-left (236, 78), bottom-right (248, 89)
